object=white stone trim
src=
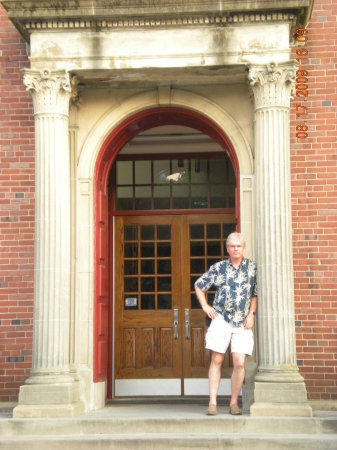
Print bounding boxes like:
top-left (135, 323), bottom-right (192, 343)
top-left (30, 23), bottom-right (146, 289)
top-left (240, 174), bottom-right (255, 260)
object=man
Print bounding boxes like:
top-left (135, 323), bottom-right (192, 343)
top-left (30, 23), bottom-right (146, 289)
top-left (194, 232), bottom-right (257, 416)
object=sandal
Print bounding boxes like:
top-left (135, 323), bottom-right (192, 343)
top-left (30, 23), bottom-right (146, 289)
top-left (206, 404), bottom-right (217, 415)
top-left (229, 403), bottom-right (242, 415)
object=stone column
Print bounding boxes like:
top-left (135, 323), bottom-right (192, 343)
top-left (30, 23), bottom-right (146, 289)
top-left (248, 62), bottom-right (312, 416)
top-left (13, 69), bottom-right (84, 418)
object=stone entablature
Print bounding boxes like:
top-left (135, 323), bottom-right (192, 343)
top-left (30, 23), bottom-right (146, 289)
top-left (2, 0), bottom-right (313, 42)
top-left (1, 0), bottom-right (313, 83)
top-left (28, 23), bottom-right (292, 72)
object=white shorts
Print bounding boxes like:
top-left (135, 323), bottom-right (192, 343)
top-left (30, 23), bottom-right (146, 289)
top-left (205, 315), bottom-right (254, 356)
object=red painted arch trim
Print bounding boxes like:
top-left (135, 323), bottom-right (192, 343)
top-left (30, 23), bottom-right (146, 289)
top-left (95, 107), bottom-right (240, 193)
top-left (93, 106), bottom-right (241, 386)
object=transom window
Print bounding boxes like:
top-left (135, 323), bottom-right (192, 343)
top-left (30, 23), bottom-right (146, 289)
top-left (113, 155), bottom-right (236, 211)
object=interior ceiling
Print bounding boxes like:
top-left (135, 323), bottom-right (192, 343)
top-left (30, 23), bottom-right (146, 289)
top-left (120, 125), bottom-right (223, 154)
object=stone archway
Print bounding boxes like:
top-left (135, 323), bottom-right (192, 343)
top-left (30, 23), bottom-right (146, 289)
top-left (74, 89), bottom-right (255, 409)
top-left (93, 106), bottom-right (242, 390)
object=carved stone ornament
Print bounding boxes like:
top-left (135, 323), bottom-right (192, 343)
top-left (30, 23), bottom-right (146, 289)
top-left (23, 69), bottom-right (77, 116)
top-left (248, 62), bottom-right (297, 110)
top-left (22, 12), bottom-right (296, 32)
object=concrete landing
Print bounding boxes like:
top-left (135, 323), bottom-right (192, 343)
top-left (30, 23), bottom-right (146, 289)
top-left (1, 402), bottom-right (337, 450)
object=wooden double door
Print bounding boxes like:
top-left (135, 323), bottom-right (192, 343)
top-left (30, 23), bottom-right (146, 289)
top-left (114, 214), bottom-right (236, 396)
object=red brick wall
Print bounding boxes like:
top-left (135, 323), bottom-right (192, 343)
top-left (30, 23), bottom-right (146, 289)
top-left (0, 0), bottom-right (336, 403)
top-left (291, 0), bottom-right (337, 400)
top-left (0, 5), bottom-right (34, 401)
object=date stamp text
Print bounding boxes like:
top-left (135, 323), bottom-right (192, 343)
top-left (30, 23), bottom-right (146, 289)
top-left (294, 28), bottom-right (309, 139)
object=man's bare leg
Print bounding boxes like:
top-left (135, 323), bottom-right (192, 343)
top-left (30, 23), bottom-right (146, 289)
top-left (230, 352), bottom-right (246, 410)
top-left (209, 351), bottom-right (224, 406)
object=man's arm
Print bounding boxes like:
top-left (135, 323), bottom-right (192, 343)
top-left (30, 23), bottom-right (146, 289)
top-left (194, 284), bottom-right (218, 319)
top-left (244, 296), bottom-right (257, 330)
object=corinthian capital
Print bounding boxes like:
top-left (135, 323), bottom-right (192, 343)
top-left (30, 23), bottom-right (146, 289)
top-left (23, 69), bottom-right (76, 116)
top-left (248, 62), bottom-right (297, 110)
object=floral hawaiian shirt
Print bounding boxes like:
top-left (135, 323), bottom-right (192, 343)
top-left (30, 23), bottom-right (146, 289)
top-left (195, 257), bottom-right (257, 327)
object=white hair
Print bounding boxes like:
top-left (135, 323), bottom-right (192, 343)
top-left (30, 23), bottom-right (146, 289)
top-left (226, 232), bottom-right (245, 247)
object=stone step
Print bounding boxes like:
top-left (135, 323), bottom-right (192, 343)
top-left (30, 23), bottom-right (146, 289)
top-left (1, 404), bottom-right (336, 450)
top-left (1, 433), bottom-right (337, 450)
top-left (1, 415), bottom-right (337, 436)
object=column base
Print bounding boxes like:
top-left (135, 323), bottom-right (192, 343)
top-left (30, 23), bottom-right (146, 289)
top-left (13, 402), bottom-right (84, 418)
top-left (250, 402), bottom-right (312, 417)
top-left (13, 380), bottom-right (85, 418)
top-left (250, 380), bottom-right (312, 417)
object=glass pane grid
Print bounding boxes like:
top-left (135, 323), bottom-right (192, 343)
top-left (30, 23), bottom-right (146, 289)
top-left (124, 225), bottom-right (138, 241)
top-left (189, 221), bottom-right (234, 309)
top-left (115, 157), bottom-right (235, 211)
top-left (123, 224), bottom-right (172, 310)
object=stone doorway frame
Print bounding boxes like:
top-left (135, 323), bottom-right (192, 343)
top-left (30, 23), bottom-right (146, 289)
top-left (76, 89), bottom-right (255, 410)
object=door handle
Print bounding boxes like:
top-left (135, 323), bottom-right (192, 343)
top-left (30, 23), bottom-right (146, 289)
top-left (185, 308), bottom-right (190, 340)
top-left (173, 308), bottom-right (179, 340)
